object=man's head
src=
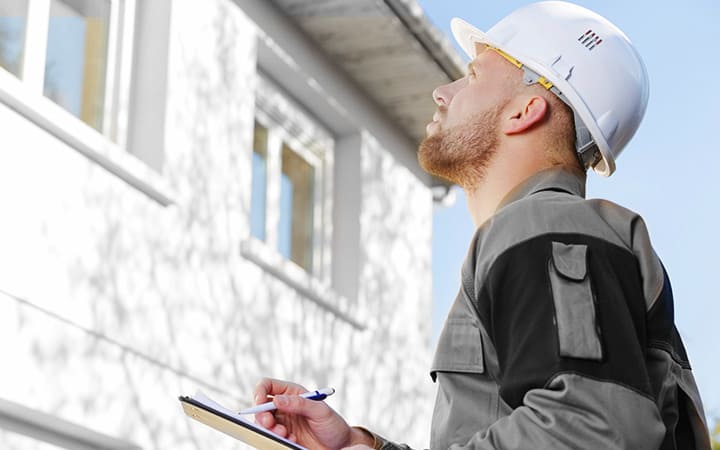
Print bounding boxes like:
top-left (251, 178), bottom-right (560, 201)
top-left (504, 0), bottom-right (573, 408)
top-left (419, 42), bottom-right (578, 189)
top-left (420, 1), bottom-right (649, 185)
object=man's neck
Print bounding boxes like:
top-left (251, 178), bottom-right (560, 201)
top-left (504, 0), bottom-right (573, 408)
top-left (463, 153), bottom-right (579, 228)
top-left (464, 159), bottom-right (523, 228)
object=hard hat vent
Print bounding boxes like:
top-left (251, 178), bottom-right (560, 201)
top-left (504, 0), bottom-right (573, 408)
top-left (578, 30), bottom-right (603, 51)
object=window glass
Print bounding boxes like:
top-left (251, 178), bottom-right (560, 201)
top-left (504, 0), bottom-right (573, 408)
top-left (279, 143), bottom-right (315, 272)
top-left (44, 0), bottom-right (111, 132)
top-left (250, 123), bottom-right (268, 242)
top-left (0, 0), bottom-right (28, 77)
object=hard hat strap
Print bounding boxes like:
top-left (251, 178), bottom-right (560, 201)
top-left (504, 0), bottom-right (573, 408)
top-left (523, 66), bottom-right (600, 169)
top-left (490, 46), bottom-right (600, 169)
top-left (489, 46), bottom-right (557, 92)
top-left (575, 117), bottom-right (601, 169)
top-left (521, 66), bottom-right (554, 91)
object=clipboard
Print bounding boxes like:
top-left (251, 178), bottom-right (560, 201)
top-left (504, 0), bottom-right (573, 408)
top-left (180, 392), bottom-right (306, 450)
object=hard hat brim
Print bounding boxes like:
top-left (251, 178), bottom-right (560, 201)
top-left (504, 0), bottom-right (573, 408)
top-left (450, 18), bottom-right (500, 61)
top-left (450, 18), bottom-right (615, 176)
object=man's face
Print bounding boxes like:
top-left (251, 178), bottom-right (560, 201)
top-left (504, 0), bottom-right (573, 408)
top-left (419, 43), bottom-right (519, 188)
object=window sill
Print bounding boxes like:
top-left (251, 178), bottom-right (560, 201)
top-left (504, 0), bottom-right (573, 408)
top-left (240, 239), bottom-right (365, 330)
top-left (0, 396), bottom-right (141, 450)
top-left (0, 69), bottom-right (175, 206)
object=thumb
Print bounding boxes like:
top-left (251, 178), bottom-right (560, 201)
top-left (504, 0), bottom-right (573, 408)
top-left (273, 395), bottom-right (329, 419)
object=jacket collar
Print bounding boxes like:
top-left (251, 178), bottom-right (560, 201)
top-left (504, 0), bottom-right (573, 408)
top-left (496, 167), bottom-right (586, 212)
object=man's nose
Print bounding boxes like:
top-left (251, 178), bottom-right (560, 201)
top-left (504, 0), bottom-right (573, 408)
top-left (432, 78), bottom-right (465, 106)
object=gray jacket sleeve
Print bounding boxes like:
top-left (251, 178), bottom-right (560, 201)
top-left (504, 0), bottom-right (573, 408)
top-left (453, 374), bottom-right (665, 449)
top-left (447, 235), bottom-right (667, 449)
top-left (368, 218), bottom-right (709, 449)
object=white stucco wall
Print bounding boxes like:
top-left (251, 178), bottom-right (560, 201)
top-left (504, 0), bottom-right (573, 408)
top-left (0, 0), bottom-right (435, 448)
top-left (352, 132), bottom-right (434, 444)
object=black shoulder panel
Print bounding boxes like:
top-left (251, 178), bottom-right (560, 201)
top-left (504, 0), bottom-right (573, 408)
top-left (476, 233), bottom-right (653, 408)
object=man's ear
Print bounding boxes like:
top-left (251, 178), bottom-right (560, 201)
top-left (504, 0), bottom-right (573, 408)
top-left (503, 96), bottom-right (548, 135)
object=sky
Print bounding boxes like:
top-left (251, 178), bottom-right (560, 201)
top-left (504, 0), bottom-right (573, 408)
top-left (421, 0), bottom-right (720, 422)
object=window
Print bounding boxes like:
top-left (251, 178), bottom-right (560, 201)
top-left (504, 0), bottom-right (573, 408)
top-left (251, 122), bottom-right (269, 242)
top-left (0, 0), bottom-right (29, 77)
top-left (0, 0), bottom-right (134, 140)
top-left (0, 0), bottom-right (174, 203)
top-left (279, 142), bottom-right (315, 271)
top-left (249, 75), bottom-right (332, 277)
top-left (44, 0), bottom-right (112, 133)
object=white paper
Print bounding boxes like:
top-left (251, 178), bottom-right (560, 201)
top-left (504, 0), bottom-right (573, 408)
top-left (191, 391), bottom-right (308, 450)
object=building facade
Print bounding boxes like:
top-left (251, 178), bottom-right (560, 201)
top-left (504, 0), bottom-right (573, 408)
top-left (0, 0), bottom-right (462, 448)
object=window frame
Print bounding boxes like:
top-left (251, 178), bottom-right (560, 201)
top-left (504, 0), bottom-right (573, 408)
top-left (246, 74), bottom-right (334, 284)
top-left (0, 0), bottom-right (173, 205)
top-left (21, 0), bottom-right (133, 141)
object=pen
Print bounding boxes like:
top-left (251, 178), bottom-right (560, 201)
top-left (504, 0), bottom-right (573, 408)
top-left (238, 388), bottom-right (336, 415)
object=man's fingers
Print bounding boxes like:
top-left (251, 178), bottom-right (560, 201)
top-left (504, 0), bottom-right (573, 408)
top-left (253, 378), bottom-right (307, 404)
top-left (253, 378), bottom-right (278, 404)
top-left (273, 395), bottom-right (330, 419)
top-left (270, 423), bottom-right (289, 437)
top-left (255, 411), bottom-right (275, 429)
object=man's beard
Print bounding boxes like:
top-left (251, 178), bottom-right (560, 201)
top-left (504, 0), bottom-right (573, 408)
top-left (418, 107), bottom-right (501, 190)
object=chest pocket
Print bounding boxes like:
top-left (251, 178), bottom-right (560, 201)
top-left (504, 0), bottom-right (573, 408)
top-left (430, 317), bottom-right (484, 382)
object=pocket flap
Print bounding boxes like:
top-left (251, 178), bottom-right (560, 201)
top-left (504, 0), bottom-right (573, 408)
top-left (548, 241), bottom-right (602, 361)
top-left (551, 242), bottom-right (587, 281)
top-left (430, 318), bottom-right (484, 381)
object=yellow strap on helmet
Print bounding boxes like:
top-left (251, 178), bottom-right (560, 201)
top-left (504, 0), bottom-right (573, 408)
top-left (488, 46), bottom-right (554, 90)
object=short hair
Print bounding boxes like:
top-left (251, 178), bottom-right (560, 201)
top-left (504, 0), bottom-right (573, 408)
top-left (503, 68), bottom-right (586, 175)
top-left (535, 86), bottom-right (585, 174)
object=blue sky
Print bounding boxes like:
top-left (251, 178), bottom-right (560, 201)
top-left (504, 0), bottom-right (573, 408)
top-left (422, 0), bottom-right (720, 421)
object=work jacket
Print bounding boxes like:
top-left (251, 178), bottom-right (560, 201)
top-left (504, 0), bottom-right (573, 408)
top-left (376, 168), bottom-right (709, 450)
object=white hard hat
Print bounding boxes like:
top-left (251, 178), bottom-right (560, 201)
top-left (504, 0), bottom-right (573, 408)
top-left (451, 1), bottom-right (649, 176)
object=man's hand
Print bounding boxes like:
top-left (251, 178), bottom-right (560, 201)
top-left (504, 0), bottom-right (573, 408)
top-left (253, 378), bottom-right (375, 450)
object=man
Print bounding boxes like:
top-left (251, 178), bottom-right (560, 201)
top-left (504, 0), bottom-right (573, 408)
top-left (253, 2), bottom-right (710, 449)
